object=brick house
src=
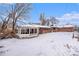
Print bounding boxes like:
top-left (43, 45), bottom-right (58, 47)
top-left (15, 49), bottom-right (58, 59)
top-left (16, 24), bottom-right (74, 38)
top-left (16, 24), bottom-right (51, 38)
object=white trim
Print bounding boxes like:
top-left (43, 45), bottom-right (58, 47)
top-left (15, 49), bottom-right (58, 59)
top-left (17, 26), bottom-right (39, 38)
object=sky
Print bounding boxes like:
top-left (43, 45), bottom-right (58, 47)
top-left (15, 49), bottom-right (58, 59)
top-left (0, 3), bottom-right (79, 25)
top-left (31, 3), bottom-right (79, 25)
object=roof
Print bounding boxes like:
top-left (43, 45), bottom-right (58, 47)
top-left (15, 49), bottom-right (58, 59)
top-left (18, 24), bottom-right (74, 29)
top-left (63, 25), bottom-right (74, 27)
top-left (51, 25), bottom-right (63, 28)
top-left (19, 24), bottom-right (51, 28)
top-left (51, 24), bottom-right (74, 28)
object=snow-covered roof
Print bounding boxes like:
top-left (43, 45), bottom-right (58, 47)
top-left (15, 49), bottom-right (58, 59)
top-left (51, 25), bottom-right (63, 28)
top-left (18, 24), bottom-right (74, 29)
top-left (63, 24), bottom-right (74, 27)
top-left (51, 24), bottom-right (74, 28)
top-left (19, 24), bottom-right (51, 28)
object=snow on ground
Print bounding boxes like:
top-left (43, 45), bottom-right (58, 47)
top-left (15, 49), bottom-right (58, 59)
top-left (0, 32), bottom-right (79, 56)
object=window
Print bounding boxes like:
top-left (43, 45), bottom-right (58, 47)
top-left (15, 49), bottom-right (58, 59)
top-left (15, 29), bottom-right (18, 33)
top-left (21, 29), bottom-right (25, 34)
top-left (25, 29), bottom-right (29, 34)
top-left (30, 29), bottom-right (34, 34)
top-left (21, 28), bottom-right (37, 34)
top-left (35, 29), bottom-right (37, 33)
top-left (21, 28), bottom-right (30, 34)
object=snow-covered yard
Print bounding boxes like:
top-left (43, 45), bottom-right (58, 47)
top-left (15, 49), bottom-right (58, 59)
top-left (0, 32), bottom-right (79, 56)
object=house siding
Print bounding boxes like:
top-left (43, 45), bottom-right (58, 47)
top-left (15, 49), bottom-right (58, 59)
top-left (39, 28), bottom-right (51, 34)
top-left (51, 27), bottom-right (74, 32)
top-left (39, 27), bottom-right (74, 34)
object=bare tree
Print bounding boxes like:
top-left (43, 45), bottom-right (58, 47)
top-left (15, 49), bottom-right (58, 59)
top-left (0, 3), bottom-right (32, 38)
top-left (9, 3), bottom-right (32, 30)
top-left (46, 19), bottom-right (50, 26)
top-left (39, 13), bottom-right (59, 26)
top-left (39, 13), bottom-right (46, 25)
top-left (0, 3), bottom-right (32, 30)
top-left (50, 16), bottom-right (59, 26)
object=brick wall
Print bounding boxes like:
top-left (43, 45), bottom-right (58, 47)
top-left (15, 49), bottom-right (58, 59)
top-left (51, 27), bottom-right (74, 32)
top-left (39, 28), bottom-right (51, 34)
top-left (39, 27), bottom-right (74, 34)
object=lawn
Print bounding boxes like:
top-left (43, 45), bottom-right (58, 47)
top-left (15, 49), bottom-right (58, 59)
top-left (0, 32), bottom-right (79, 56)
